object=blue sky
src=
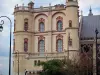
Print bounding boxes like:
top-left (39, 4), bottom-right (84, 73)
top-left (0, 0), bottom-right (100, 75)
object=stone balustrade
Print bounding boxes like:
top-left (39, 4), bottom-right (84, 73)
top-left (13, 51), bottom-right (68, 59)
top-left (14, 4), bottom-right (66, 13)
top-left (24, 51), bottom-right (69, 60)
top-left (13, 50), bottom-right (79, 59)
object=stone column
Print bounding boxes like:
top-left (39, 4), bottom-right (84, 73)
top-left (48, 8), bottom-right (52, 53)
top-left (31, 14), bottom-right (35, 53)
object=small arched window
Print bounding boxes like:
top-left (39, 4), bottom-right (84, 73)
top-left (13, 61), bottom-right (14, 67)
top-left (24, 18), bottom-right (28, 31)
top-left (68, 39), bottom-right (72, 46)
top-left (14, 20), bottom-right (16, 31)
top-left (69, 20), bottom-right (72, 27)
top-left (38, 40), bottom-right (45, 55)
top-left (39, 22), bottom-right (44, 32)
top-left (57, 39), bottom-right (63, 52)
top-left (24, 38), bottom-right (28, 52)
top-left (57, 20), bottom-right (63, 31)
top-left (13, 39), bottom-right (15, 52)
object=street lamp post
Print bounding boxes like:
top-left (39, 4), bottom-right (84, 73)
top-left (0, 16), bottom-right (12, 75)
top-left (16, 50), bottom-right (19, 75)
top-left (95, 28), bottom-right (99, 75)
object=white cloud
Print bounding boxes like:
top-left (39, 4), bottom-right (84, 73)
top-left (79, 0), bottom-right (100, 9)
top-left (0, 64), bottom-right (3, 68)
top-left (79, 0), bottom-right (100, 15)
top-left (0, 64), bottom-right (3, 72)
top-left (0, 56), bottom-right (9, 60)
top-left (0, 56), bottom-right (9, 75)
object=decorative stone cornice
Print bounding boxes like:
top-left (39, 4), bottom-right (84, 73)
top-left (14, 30), bottom-right (66, 34)
top-left (65, 27), bottom-right (79, 30)
top-left (13, 31), bottom-right (33, 34)
top-left (13, 27), bottom-right (79, 34)
top-left (66, 5), bottom-right (79, 8)
top-left (13, 50), bottom-right (79, 55)
top-left (80, 37), bottom-right (94, 40)
top-left (80, 37), bottom-right (100, 40)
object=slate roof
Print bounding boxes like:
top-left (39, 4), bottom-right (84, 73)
top-left (80, 15), bottom-right (100, 39)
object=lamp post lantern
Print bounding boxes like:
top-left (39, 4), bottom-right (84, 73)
top-left (0, 16), bottom-right (12, 75)
top-left (0, 20), bottom-right (4, 32)
top-left (0, 25), bottom-right (3, 32)
top-left (95, 28), bottom-right (99, 75)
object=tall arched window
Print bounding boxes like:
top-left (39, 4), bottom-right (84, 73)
top-left (38, 40), bottom-right (45, 55)
top-left (38, 18), bottom-right (45, 32)
top-left (24, 18), bottom-right (28, 31)
top-left (57, 20), bottom-right (63, 31)
top-left (39, 22), bottom-right (44, 32)
top-left (57, 39), bottom-right (63, 52)
top-left (24, 38), bottom-right (28, 52)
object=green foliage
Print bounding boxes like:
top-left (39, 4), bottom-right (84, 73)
top-left (39, 57), bottom-right (93, 75)
top-left (40, 59), bottom-right (77, 75)
top-left (40, 59), bottom-right (63, 75)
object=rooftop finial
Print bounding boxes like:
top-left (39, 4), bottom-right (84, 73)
top-left (28, 0), bottom-right (34, 9)
top-left (88, 6), bottom-right (93, 16)
top-left (22, 3), bottom-right (24, 6)
top-left (49, 3), bottom-right (51, 6)
top-left (81, 10), bottom-right (83, 16)
top-left (90, 6), bottom-right (92, 11)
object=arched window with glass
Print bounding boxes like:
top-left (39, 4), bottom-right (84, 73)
top-left (57, 39), bottom-right (63, 52)
top-left (57, 20), bottom-right (63, 31)
top-left (39, 22), bottom-right (44, 32)
top-left (38, 40), bottom-right (45, 55)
